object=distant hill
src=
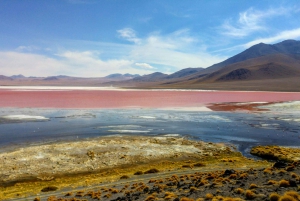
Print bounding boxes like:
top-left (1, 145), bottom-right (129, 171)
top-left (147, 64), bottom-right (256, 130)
top-left (43, 76), bottom-right (59, 81)
top-left (131, 72), bottom-right (168, 82)
top-left (105, 73), bottom-right (140, 79)
top-left (10, 74), bottom-right (26, 79)
top-left (165, 68), bottom-right (204, 79)
top-left (0, 75), bottom-right (13, 81)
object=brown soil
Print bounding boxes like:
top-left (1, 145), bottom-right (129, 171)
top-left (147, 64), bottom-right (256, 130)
top-left (207, 102), bottom-right (273, 112)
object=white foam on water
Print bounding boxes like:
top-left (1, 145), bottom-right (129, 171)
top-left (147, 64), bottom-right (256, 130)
top-left (97, 125), bottom-right (142, 129)
top-left (138, 116), bottom-right (156, 119)
top-left (1, 115), bottom-right (49, 120)
top-left (163, 134), bottom-right (181, 137)
top-left (261, 101), bottom-right (300, 111)
top-left (280, 118), bottom-right (300, 122)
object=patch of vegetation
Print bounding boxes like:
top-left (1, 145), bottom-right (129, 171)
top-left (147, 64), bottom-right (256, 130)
top-left (40, 186), bottom-right (58, 192)
top-left (144, 168), bottom-right (160, 174)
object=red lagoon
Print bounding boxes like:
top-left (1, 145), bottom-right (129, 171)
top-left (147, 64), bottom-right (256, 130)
top-left (0, 89), bottom-right (300, 109)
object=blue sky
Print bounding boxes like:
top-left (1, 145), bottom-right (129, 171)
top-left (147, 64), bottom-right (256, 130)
top-left (1, 0), bottom-right (300, 77)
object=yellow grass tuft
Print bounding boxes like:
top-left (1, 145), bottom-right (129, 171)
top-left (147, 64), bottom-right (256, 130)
top-left (279, 179), bottom-right (290, 187)
top-left (284, 191), bottom-right (300, 200)
top-left (279, 195), bottom-right (297, 201)
top-left (235, 188), bottom-right (244, 194)
top-left (245, 190), bottom-right (256, 199)
top-left (269, 192), bottom-right (281, 201)
top-left (267, 180), bottom-right (278, 185)
top-left (205, 193), bottom-right (214, 199)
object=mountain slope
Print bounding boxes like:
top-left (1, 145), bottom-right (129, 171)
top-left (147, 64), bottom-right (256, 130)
top-left (0, 75), bottom-right (13, 81)
top-left (187, 39), bottom-right (300, 78)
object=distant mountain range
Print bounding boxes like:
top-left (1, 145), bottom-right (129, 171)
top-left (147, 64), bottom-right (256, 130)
top-left (1, 39), bottom-right (300, 91)
top-left (107, 39), bottom-right (300, 91)
top-left (0, 73), bottom-right (141, 86)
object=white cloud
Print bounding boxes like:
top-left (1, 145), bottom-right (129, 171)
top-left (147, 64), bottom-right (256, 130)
top-left (0, 51), bottom-right (154, 77)
top-left (119, 28), bottom-right (225, 69)
top-left (1, 29), bottom-right (227, 77)
top-left (0, 51), bottom-right (66, 77)
top-left (117, 28), bottom-right (141, 44)
top-left (135, 63), bottom-right (154, 69)
top-left (221, 7), bottom-right (291, 37)
top-left (16, 45), bottom-right (40, 52)
top-left (244, 27), bottom-right (300, 47)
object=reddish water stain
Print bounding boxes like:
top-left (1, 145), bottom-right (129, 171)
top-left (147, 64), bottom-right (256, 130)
top-left (0, 90), bottom-right (300, 109)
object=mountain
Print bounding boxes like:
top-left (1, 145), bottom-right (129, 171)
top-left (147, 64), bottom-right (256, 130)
top-left (188, 39), bottom-right (300, 78)
top-left (0, 75), bottom-right (13, 81)
top-left (165, 68), bottom-right (204, 79)
top-left (153, 40), bottom-right (300, 91)
top-left (131, 72), bottom-right (168, 82)
top-left (10, 74), bottom-right (26, 79)
top-left (201, 53), bottom-right (300, 82)
top-left (43, 76), bottom-right (59, 81)
top-left (105, 73), bottom-right (140, 79)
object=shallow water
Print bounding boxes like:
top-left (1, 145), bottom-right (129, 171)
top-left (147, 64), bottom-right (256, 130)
top-left (0, 106), bottom-right (299, 158)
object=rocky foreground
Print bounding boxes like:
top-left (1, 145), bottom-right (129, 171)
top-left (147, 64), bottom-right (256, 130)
top-left (0, 136), bottom-right (270, 200)
top-left (40, 161), bottom-right (300, 201)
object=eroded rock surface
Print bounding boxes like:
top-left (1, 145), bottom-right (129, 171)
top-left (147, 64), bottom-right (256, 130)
top-left (0, 136), bottom-right (228, 183)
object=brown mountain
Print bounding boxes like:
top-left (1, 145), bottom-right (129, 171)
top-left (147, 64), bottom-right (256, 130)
top-left (123, 40), bottom-right (300, 91)
top-left (155, 53), bottom-right (300, 91)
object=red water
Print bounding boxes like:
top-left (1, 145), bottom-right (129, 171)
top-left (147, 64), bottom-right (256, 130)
top-left (1, 90), bottom-right (300, 108)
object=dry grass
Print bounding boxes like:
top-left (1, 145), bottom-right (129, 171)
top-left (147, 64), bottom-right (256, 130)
top-left (249, 183), bottom-right (258, 189)
top-left (269, 193), bottom-right (281, 201)
top-left (284, 191), bottom-right (300, 200)
top-left (251, 145), bottom-right (300, 162)
top-left (205, 193), bottom-right (214, 199)
top-left (279, 195), bottom-right (297, 201)
top-left (144, 168), bottom-right (160, 174)
top-left (0, 141), bottom-right (270, 200)
top-left (235, 188), bottom-right (244, 194)
top-left (279, 179), bottom-right (290, 187)
top-left (245, 190), bottom-right (256, 199)
top-left (120, 175), bottom-right (130, 179)
top-left (180, 197), bottom-right (195, 201)
top-left (267, 180), bottom-right (278, 185)
top-left (134, 171), bottom-right (144, 175)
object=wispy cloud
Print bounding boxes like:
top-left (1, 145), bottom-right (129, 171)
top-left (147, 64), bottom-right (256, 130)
top-left (135, 63), bottom-right (154, 69)
top-left (118, 28), bottom-right (224, 70)
top-left (117, 28), bottom-right (141, 44)
top-left (16, 45), bottom-right (40, 52)
top-left (220, 7), bottom-right (291, 37)
top-left (244, 27), bottom-right (300, 47)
